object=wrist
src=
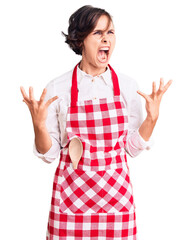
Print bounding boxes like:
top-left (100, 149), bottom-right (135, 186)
top-left (146, 114), bottom-right (158, 124)
top-left (33, 121), bottom-right (47, 132)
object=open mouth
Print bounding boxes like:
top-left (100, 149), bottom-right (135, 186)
top-left (97, 47), bottom-right (109, 63)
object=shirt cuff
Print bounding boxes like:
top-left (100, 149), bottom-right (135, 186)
top-left (135, 128), bottom-right (154, 150)
top-left (33, 138), bottom-right (60, 163)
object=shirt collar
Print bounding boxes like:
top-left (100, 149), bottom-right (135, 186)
top-left (77, 65), bottom-right (112, 86)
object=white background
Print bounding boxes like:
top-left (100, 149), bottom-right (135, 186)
top-left (1, 0), bottom-right (193, 239)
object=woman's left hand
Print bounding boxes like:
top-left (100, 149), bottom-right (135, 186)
top-left (137, 78), bottom-right (172, 122)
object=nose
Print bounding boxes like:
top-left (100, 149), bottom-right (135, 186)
top-left (102, 38), bottom-right (108, 44)
top-left (102, 34), bottom-right (109, 43)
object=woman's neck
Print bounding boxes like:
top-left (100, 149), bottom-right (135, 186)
top-left (79, 60), bottom-right (107, 77)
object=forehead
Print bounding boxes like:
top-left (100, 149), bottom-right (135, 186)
top-left (93, 15), bottom-right (114, 30)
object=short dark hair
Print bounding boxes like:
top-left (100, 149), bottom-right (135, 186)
top-left (62, 5), bottom-right (113, 55)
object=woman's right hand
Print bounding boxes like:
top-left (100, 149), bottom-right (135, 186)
top-left (20, 86), bottom-right (58, 127)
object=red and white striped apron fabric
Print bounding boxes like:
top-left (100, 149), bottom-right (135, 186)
top-left (46, 64), bottom-right (137, 239)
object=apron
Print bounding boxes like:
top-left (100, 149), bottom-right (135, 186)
top-left (46, 64), bottom-right (137, 240)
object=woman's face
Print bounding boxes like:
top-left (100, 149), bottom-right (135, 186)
top-left (81, 15), bottom-right (116, 73)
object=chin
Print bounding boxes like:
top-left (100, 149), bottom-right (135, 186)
top-left (97, 58), bottom-right (110, 67)
top-left (96, 63), bottom-right (109, 71)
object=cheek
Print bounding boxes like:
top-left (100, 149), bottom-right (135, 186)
top-left (110, 38), bottom-right (116, 53)
top-left (84, 39), bottom-right (98, 56)
top-left (112, 36), bottom-right (116, 47)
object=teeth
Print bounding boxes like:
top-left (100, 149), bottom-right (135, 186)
top-left (99, 47), bottom-right (109, 51)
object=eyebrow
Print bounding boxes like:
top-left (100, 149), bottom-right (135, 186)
top-left (93, 28), bottom-right (115, 32)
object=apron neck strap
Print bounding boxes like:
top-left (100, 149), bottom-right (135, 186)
top-left (71, 63), bottom-right (120, 107)
top-left (71, 63), bottom-right (79, 107)
top-left (108, 64), bottom-right (120, 96)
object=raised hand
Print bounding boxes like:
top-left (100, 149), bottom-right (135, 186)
top-left (20, 86), bottom-right (58, 127)
top-left (137, 78), bottom-right (172, 122)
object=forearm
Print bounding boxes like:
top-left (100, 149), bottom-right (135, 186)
top-left (139, 115), bottom-right (157, 141)
top-left (34, 123), bottom-right (52, 154)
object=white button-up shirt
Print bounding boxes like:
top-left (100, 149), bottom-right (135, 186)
top-left (34, 65), bottom-right (153, 163)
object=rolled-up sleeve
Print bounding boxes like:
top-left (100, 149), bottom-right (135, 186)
top-left (122, 77), bottom-right (154, 157)
top-left (125, 129), bottom-right (154, 157)
top-left (33, 80), bottom-right (61, 163)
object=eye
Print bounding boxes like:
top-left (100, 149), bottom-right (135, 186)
top-left (108, 30), bottom-right (114, 34)
top-left (94, 30), bottom-right (102, 35)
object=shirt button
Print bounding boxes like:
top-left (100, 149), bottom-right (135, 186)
top-left (92, 79), bottom-right (95, 82)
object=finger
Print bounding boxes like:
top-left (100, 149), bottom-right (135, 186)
top-left (20, 86), bottom-right (30, 103)
top-left (157, 78), bottom-right (165, 95)
top-left (159, 78), bottom-right (164, 91)
top-left (39, 88), bottom-right (47, 102)
top-left (137, 90), bottom-right (149, 101)
top-left (29, 86), bottom-right (35, 101)
top-left (22, 98), bottom-right (30, 107)
top-left (152, 81), bottom-right (156, 95)
top-left (162, 79), bottom-right (173, 94)
top-left (45, 96), bottom-right (58, 107)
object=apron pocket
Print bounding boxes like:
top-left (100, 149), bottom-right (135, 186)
top-left (101, 167), bottom-right (135, 213)
top-left (59, 165), bottom-right (105, 214)
top-left (59, 166), bottom-right (135, 214)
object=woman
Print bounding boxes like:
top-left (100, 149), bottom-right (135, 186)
top-left (20, 5), bottom-right (172, 240)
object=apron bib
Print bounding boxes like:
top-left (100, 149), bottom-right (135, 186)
top-left (46, 64), bottom-right (137, 240)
